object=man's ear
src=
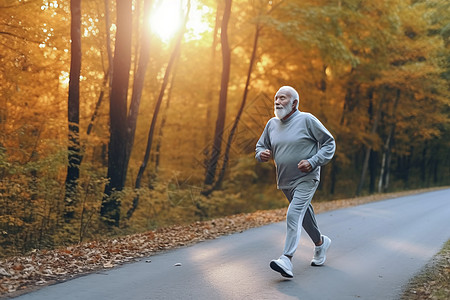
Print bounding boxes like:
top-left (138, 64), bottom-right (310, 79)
top-left (292, 99), bottom-right (298, 109)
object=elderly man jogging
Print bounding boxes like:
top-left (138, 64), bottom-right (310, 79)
top-left (255, 86), bottom-right (336, 278)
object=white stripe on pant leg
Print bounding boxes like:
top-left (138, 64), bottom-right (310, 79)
top-left (284, 200), bottom-right (309, 256)
top-left (283, 180), bottom-right (319, 257)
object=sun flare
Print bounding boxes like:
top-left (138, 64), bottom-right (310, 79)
top-left (149, 0), bottom-right (212, 42)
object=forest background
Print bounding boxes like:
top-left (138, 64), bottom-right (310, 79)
top-left (0, 0), bottom-right (449, 258)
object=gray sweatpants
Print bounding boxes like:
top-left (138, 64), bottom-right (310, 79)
top-left (282, 179), bottom-right (321, 257)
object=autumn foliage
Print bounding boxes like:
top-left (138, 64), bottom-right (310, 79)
top-left (0, 0), bottom-right (449, 257)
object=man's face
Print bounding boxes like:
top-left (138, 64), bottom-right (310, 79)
top-left (274, 89), bottom-right (293, 119)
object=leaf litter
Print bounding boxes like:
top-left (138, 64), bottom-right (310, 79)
top-left (0, 187), bottom-right (446, 298)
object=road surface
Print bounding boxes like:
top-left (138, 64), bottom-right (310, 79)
top-left (14, 188), bottom-right (450, 299)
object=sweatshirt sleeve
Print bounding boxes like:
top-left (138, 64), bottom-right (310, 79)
top-left (255, 121), bottom-right (272, 162)
top-left (306, 114), bottom-right (336, 169)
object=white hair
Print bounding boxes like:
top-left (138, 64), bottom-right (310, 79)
top-left (276, 86), bottom-right (299, 109)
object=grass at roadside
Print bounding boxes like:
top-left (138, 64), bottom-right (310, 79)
top-left (400, 239), bottom-right (450, 299)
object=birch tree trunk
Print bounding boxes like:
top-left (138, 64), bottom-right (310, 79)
top-left (356, 89), bottom-right (383, 196)
top-left (378, 89), bottom-right (400, 192)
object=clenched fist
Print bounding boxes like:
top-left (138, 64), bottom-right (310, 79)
top-left (260, 149), bottom-right (272, 162)
top-left (298, 160), bottom-right (312, 172)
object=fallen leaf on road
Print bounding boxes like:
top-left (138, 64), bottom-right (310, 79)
top-left (103, 262), bottom-right (115, 268)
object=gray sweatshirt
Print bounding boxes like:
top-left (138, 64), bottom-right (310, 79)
top-left (255, 110), bottom-right (336, 189)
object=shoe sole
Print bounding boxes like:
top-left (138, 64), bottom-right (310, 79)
top-left (270, 261), bottom-right (293, 278)
top-left (311, 260), bottom-right (324, 266)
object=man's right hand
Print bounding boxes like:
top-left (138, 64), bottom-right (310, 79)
top-left (260, 149), bottom-right (272, 162)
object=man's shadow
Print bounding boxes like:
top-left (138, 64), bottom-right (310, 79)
top-left (273, 265), bottom-right (347, 300)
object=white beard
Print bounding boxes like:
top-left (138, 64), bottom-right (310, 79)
top-left (274, 104), bottom-right (292, 120)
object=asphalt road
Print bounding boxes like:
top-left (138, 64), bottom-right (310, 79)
top-left (14, 188), bottom-right (450, 300)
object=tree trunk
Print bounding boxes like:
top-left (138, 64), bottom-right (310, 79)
top-left (101, 0), bottom-right (133, 226)
top-left (378, 89), bottom-right (400, 192)
top-left (432, 146), bottom-right (439, 184)
top-left (369, 149), bottom-right (377, 193)
top-left (123, 0), bottom-right (153, 177)
top-left (405, 146), bottom-right (413, 188)
top-left (421, 141), bottom-right (427, 186)
top-left (340, 83), bottom-right (360, 126)
top-left (86, 70), bottom-right (109, 136)
top-left (378, 132), bottom-right (389, 193)
top-left (356, 88), bottom-right (383, 196)
top-left (203, 1), bottom-right (222, 163)
top-left (203, 0), bottom-right (232, 188)
top-left (64, 0), bottom-right (82, 221)
top-left (104, 0), bottom-right (113, 73)
top-left (86, 0), bottom-right (113, 139)
top-left (83, 0), bottom-right (112, 137)
top-left (126, 2), bottom-right (190, 220)
top-left (155, 63), bottom-right (179, 174)
top-left (378, 95), bottom-right (399, 192)
top-left (205, 24), bottom-right (260, 195)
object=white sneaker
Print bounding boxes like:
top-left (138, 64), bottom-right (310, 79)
top-left (270, 255), bottom-right (293, 278)
top-left (311, 235), bottom-right (331, 266)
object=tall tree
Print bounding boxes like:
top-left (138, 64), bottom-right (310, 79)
top-left (101, 0), bottom-right (133, 226)
top-left (124, 0), bottom-right (153, 177)
top-left (203, 0), bottom-right (232, 189)
top-left (203, 1), bottom-right (222, 161)
top-left (378, 89), bottom-right (400, 192)
top-left (126, 1), bottom-right (190, 220)
top-left (207, 24), bottom-right (261, 195)
top-left (207, 1), bottom-right (285, 194)
top-left (154, 64), bottom-right (178, 174)
top-left (64, 0), bottom-right (82, 221)
top-left (356, 88), bottom-right (383, 196)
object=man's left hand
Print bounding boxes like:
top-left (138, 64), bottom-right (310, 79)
top-left (298, 160), bottom-right (312, 172)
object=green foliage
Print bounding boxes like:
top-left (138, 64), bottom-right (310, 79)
top-left (0, 144), bottom-right (110, 257)
top-left (1, 147), bottom-right (63, 256)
